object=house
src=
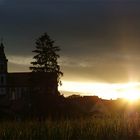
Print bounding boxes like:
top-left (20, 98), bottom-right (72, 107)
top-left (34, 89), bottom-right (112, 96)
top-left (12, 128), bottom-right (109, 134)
top-left (0, 42), bottom-right (58, 101)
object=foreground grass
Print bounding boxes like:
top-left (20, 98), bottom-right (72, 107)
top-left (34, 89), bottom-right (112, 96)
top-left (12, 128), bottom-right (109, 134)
top-left (0, 117), bottom-right (140, 140)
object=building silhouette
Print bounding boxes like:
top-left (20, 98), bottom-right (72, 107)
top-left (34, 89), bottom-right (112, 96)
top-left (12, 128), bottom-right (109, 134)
top-left (0, 42), bottom-right (58, 102)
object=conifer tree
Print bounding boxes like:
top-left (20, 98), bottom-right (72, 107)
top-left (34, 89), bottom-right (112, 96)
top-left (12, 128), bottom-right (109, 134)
top-left (30, 33), bottom-right (63, 85)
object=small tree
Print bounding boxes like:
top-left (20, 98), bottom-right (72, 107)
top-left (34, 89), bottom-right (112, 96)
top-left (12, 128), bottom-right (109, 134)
top-left (30, 33), bottom-right (63, 85)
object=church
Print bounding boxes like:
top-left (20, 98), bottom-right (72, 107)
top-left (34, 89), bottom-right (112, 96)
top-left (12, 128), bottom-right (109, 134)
top-left (0, 42), bottom-right (58, 102)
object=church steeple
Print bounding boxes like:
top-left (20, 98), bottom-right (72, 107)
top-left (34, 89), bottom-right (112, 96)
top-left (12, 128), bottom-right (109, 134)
top-left (0, 42), bottom-right (7, 61)
top-left (0, 40), bottom-right (8, 95)
top-left (0, 41), bottom-right (8, 73)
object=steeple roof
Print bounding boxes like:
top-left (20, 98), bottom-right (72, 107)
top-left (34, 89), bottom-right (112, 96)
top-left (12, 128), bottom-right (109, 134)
top-left (0, 42), bottom-right (4, 48)
top-left (0, 42), bottom-right (7, 61)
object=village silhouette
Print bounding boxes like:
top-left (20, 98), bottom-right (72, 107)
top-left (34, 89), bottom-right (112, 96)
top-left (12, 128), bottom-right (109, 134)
top-left (0, 33), bottom-right (140, 120)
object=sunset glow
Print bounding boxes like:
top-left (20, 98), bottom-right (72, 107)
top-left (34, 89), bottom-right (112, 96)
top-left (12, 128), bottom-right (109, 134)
top-left (59, 81), bottom-right (140, 101)
top-left (120, 88), bottom-right (140, 102)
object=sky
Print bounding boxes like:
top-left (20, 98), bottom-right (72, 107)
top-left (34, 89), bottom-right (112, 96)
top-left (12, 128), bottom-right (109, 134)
top-left (1, 0), bottom-right (140, 97)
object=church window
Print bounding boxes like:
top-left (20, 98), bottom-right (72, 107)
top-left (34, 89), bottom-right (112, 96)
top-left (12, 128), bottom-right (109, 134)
top-left (12, 91), bottom-right (15, 100)
top-left (11, 89), bottom-right (16, 100)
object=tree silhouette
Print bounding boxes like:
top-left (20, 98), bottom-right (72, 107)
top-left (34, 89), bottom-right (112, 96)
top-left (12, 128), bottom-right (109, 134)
top-left (29, 33), bottom-right (63, 118)
top-left (30, 32), bottom-right (63, 85)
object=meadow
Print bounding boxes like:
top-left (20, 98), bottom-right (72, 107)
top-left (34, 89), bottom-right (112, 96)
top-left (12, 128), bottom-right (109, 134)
top-left (0, 116), bottom-right (140, 140)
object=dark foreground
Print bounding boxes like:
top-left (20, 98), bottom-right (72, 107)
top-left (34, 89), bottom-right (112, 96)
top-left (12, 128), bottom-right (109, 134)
top-left (0, 117), bottom-right (140, 140)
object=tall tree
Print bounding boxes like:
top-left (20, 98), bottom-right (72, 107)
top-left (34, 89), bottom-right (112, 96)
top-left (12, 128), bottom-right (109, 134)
top-left (30, 33), bottom-right (63, 85)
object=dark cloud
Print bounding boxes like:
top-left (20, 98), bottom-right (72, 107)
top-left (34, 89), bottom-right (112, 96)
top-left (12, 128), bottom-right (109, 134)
top-left (0, 0), bottom-right (140, 82)
top-left (4, 0), bottom-right (140, 4)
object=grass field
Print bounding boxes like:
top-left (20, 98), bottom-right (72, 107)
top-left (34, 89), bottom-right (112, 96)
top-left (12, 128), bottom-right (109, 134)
top-left (0, 117), bottom-right (140, 140)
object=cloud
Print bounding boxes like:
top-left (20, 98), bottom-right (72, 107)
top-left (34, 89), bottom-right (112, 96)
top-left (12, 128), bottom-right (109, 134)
top-left (8, 55), bottom-right (32, 66)
top-left (7, 55), bottom-right (32, 72)
top-left (1, 0), bottom-right (140, 83)
top-left (5, 0), bottom-right (140, 4)
top-left (59, 52), bottom-right (140, 83)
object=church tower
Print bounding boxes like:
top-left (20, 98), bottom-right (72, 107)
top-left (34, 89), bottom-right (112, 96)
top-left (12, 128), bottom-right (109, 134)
top-left (0, 42), bottom-right (8, 95)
